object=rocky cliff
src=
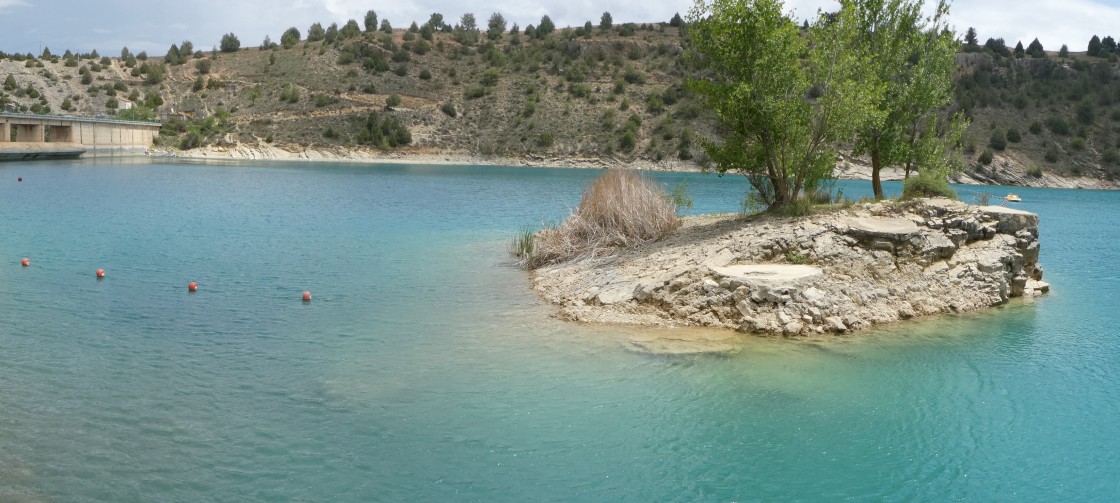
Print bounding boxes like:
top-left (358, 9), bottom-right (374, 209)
top-left (533, 198), bottom-right (1048, 335)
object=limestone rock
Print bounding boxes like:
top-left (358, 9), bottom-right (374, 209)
top-left (531, 198), bottom-right (1047, 336)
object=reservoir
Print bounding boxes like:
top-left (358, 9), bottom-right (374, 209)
top-left (0, 159), bottom-right (1115, 501)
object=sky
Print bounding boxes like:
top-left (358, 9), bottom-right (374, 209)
top-left (0, 0), bottom-right (1117, 56)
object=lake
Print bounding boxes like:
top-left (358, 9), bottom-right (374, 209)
top-left (0, 158), bottom-right (1116, 501)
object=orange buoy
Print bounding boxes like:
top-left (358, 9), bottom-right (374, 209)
top-left (188, 281), bottom-right (198, 292)
top-left (302, 291), bottom-right (312, 302)
top-left (20, 257), bottom-right (29, 267)
top-left (96, 268), bottom-right (105, 279)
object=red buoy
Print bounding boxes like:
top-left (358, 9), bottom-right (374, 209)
top-left (96, 268), bottom-right (105, 279)
top-left (188, 281), bottom-right (198, 292)
top-left (20, 257), bottom-right (29, 267)
top-left (302, 291), bottom-right (312, 302)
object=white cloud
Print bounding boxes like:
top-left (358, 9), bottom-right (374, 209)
top-left (0, 0), bottom-right (26, 12)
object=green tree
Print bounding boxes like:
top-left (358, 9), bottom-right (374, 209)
top-left (669, 13), bottom-right (684, 27)
top-left (538, 15), bottom-right (555, 37)
top-left (325, 23), bottom-right (339, 43)
top-left (165, 44), bottom-right (182, 65)
top-left (1013, 40), bottom-right (1025, 58)
top-left (380, 19), bottom-right (393, 33)
top-left (1026, 38), bottom-right (1044, 58)
top-left (220, 33), bottom-right (241, 52)
top-left (964, 27), bottom-right (978, 48)
top-left (849, 0), bottom-right (964, 199)
top-left (281, 27), bottom-right (301, 48)
top-left (340, 19), bottom-right (361, 39)
top-left (1059, 44), bottom-right (1069, 59)
top-left (180, 40), bottom-right (194, 56)
top-left (487, 12), bottom-right (506, 40)
top-left (364, 10), bottom-right (378, 32)
top-left (308, 22), bottom-right (325, 42)
top-left (600, 12), bottom-right (613, 32)
top-left (428, 13), bottom-right (445, 30)
top-left (687, 0), bottom-right (876, 208)
top-left (1088, 35), bottom-right (1103, 56)
top-left (1104, 36), bottom-right (1117, 53)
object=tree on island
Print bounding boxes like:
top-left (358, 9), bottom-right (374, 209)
top-left (849, 0), bottom-right (965, 199)
top-left (219, 33), bottom-right (240, 52)
top-left (686, 0), bottom-right (877, 209)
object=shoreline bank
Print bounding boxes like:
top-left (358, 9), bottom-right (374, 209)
top-left (148, 144), bottom-right (1120, 190)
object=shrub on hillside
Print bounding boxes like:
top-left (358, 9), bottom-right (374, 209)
top-left (989, 129), bottom-right (1006, 151)
top-left (513, 170), bottom-right (680, 267)
top-left (1006, 128), bottom-right (1021, 143)
top-left (979, 148), bottom-right (994, 165)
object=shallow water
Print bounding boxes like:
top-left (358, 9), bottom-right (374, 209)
top-left (0, 159), bottom-right (1116, 501)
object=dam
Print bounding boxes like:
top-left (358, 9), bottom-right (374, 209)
top-left (0, 112), bottom-right (161, 160)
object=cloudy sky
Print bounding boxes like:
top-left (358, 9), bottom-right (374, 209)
top-left (0, 0), bottom-right (1117, 56)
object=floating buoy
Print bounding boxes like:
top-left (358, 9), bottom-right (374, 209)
top-left (302, 291), bottom-right (312, 302)
top-left (17, 177), bottom-right (22, 182)
top-left (188, 281), bottom-right (198, 292)
top-left (96, 268), bottom-right (105, 279)
top-left (20, 257), bottom-right (29, 267)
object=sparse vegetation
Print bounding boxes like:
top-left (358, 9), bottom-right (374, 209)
top-left (512, 170), bottom-right (680, 268)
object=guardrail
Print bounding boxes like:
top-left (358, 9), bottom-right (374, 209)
top-left (0, 111), bottom-right (161, 127)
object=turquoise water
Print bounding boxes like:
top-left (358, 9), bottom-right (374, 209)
top-left (0, 159), bottom-right (1116, 502)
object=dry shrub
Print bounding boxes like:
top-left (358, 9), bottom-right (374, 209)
top-left (517, 169), bottom-right (680, 267)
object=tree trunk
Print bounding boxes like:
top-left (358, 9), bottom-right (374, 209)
top-left (871, 149), bottom-right (884, 200)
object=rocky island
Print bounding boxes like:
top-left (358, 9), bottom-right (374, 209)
top-left (532, 198), bottom-right (1048, 336)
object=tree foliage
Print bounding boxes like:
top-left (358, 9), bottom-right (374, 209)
top-left (220, 33), bottom-right (241, 52)
top-left (848, 0), bottom-right (964, 198)
top-left (364, 10), bottom-right (378, 32)
top-left (308, 22), bottom-right (325, 42)
top-left (487, 12), bottom-right (506, 40)
top-left (281, 27), bottom-right (301, 49)
top-left (1026, 37), bottom-right (1045, 58)
top-left (687, 0), bottom-right (877, 208)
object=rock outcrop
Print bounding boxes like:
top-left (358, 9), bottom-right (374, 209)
top-left (532, 198), bottom-right (1048, 336)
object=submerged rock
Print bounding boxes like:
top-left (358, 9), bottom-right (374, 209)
top-left (532, 198), bottom-right (1048, 336)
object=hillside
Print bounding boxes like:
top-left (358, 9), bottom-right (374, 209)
top-left (1, 19), bottom-right (1119, 188)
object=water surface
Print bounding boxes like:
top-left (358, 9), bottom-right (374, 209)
top-left (0, 159), bottom-right (1116, 501)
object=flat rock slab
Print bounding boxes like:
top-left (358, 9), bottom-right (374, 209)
top-left (980, 205), bottom-right (1035, 216)
top-left (712, 264), bottom-right (823, 284)
top-left (842, 216), bottom-right (920, 239)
